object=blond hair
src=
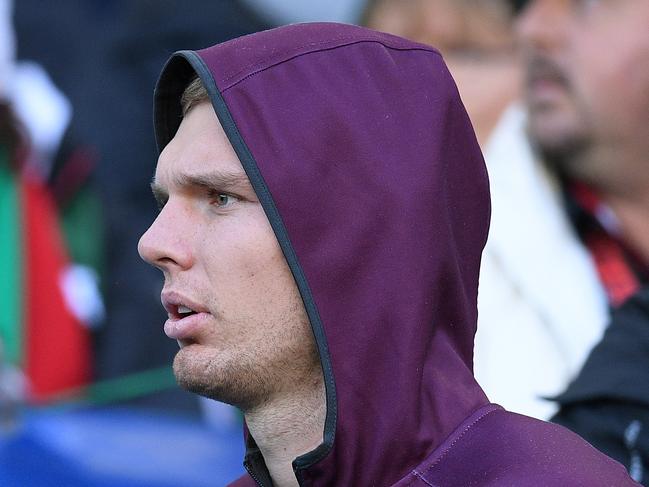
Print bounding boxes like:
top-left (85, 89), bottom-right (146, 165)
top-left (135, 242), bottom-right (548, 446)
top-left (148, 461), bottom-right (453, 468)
top-left (180, 76), bottom-right (209, 116)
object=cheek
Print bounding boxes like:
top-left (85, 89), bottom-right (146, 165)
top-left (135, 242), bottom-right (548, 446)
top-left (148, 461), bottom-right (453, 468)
top-left (595, 53), bottom-right (649, 133)
top-left (570, 16), bottom-right (649, 117)
top-left (623, 43), bottom-right (649, 110)
top-left (197, 213), bottom-right (292, 313)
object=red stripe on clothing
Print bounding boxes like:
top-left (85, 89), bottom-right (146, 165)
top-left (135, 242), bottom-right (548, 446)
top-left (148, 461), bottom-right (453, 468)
top-left (21, 178), bottom-right (91, 401)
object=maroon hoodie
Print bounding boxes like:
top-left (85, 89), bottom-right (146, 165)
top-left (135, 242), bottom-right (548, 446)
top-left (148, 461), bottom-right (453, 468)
top-left (153, 22), bottom-right (638, 487)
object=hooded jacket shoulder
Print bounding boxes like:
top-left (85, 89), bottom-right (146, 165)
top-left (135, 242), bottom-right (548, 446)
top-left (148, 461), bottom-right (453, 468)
top-left (228, 405), bottom-right (638, 487)
top-left (392, 405), bottom-right (637, 486)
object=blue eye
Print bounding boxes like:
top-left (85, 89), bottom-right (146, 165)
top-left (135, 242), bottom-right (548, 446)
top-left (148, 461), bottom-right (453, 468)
top-left (215, 194), bottom-right (230, 206)
top-left (208, 190), bottom-right (236, 208)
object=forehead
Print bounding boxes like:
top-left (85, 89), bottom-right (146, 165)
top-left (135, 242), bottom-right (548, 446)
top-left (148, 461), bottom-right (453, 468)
top-left (155, 102), bottom-right (245, 183)
top-left (569, 0), bottom-right (649, 53)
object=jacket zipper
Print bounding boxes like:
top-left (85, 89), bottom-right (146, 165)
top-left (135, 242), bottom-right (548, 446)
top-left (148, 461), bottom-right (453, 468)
top-left (244, 462), bottom-right (306, 487)
top-left (244, 462), bottom-right (265, 487)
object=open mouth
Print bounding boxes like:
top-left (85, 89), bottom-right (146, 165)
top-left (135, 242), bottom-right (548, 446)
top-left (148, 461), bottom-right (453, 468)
top-left (177, 305), bottom-right (198, 319)
top-left (161, 292), bottom-right (210, 342)
top-left (164, 304), bottom-right (206, 343)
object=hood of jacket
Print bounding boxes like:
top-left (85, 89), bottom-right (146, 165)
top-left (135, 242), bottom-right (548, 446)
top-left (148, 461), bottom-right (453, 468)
top-left (153, 22), bottom-right (490, 486)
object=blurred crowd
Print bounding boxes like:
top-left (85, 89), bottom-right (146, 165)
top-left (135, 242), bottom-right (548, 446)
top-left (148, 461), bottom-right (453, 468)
top-left (0, 0), bottom-right (648, 485)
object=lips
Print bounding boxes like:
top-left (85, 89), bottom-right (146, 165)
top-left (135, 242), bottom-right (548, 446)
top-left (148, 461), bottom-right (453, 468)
top-left (164, 313), bottom-right (211, 343)
top-left (525, 56), bottom-right (570, 103)
top-left (528, 77), bottom-right (566, 104)
top-left (161, 290), bottom-right (211, 342)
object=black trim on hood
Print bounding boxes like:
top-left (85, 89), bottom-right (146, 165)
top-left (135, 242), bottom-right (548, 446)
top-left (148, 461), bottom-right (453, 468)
top-left (153, 50), bottom-right (338, 479)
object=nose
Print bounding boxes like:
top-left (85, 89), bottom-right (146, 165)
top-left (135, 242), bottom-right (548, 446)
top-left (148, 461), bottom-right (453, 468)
top-left (138, 202), bottom-right (193, 274)
top-left (516, 0), bottom-right (571, 53)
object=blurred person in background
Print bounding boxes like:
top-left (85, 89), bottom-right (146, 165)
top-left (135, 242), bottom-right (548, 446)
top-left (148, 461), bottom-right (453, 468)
top-left (515, 0), bottom-right (649, 482)
top-left (14, 0), bottom-right (269, 415)
top-left (0, 0), bottom-right (94, 406)
top-left (364, 0), bottom-right (521, 145)
top-left (366, 0), bottom-right (649, 480)
top-left (553, 289), bottom-right (649, 484)
top-left (474, 0), bottom-right (612, 421)
top-left (364, 0), bottom-right (606, 421)
top-left (139, 22), bottom-right (637, 487)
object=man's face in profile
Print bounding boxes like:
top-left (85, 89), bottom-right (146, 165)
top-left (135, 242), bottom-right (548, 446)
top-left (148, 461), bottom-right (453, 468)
top-left (517, 0), bottom-right (649, 177)
top-left (138, 102), bottom-right (320, 411)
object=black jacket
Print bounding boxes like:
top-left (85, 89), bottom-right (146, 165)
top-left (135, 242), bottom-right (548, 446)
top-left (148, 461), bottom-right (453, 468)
top-left (553, 288), bottom-right (649, 485)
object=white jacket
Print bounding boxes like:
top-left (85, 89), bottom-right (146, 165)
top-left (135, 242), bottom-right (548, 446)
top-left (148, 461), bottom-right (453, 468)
top-left (474, 105), bottom-right (609, 420)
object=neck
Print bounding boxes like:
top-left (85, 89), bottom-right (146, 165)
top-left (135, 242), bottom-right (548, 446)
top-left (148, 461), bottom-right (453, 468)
top-left (244, 372), bottom-right (326, 487)
top-left (602, 188), bottom-right (649, 265)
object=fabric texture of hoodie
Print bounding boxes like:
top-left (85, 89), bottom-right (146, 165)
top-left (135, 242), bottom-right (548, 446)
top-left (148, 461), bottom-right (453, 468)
top-left (153, 22), bottom-right (638, 487)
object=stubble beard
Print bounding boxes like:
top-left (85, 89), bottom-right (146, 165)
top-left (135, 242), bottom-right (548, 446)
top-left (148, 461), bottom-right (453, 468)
top-left (172, 311), bottom-right (321, 413)
top-left (532, 126), bottom-right (591, 183)
top-left (173, 344), bottom-right (272, 410)
top-left (526, 97), bottom-right (595, 185)
top-left (524, 55), bottom-right (598, 184)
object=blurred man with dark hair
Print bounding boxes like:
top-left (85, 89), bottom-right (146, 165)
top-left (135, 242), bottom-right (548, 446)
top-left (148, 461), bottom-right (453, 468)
top-left (363, 0), bottom-right (610, 421)
top-left (364, 0), bottom-right (521, 145)
top-left (520, 0), bottom-right (649, 225)
top-left (516, 0), bottom-right (649, 482)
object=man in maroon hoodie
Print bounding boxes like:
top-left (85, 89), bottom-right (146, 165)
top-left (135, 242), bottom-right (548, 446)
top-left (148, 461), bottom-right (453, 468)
top-left (139, 22), bottom-right (637, 486)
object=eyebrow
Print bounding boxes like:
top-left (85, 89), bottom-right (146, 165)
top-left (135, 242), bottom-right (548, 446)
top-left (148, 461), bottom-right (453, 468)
top-left (150, 169), bottom-right (253, 206)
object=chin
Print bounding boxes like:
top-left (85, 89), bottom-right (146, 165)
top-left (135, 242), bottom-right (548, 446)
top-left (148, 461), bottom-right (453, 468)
top-left (172, 344), bottom-right (267, 410)
top-left (173, 344), bottom-right (217, 394)
top-left (528, 92), bottom-right (587, 141)
top-left (528, 111), bottom-right (586, 158)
